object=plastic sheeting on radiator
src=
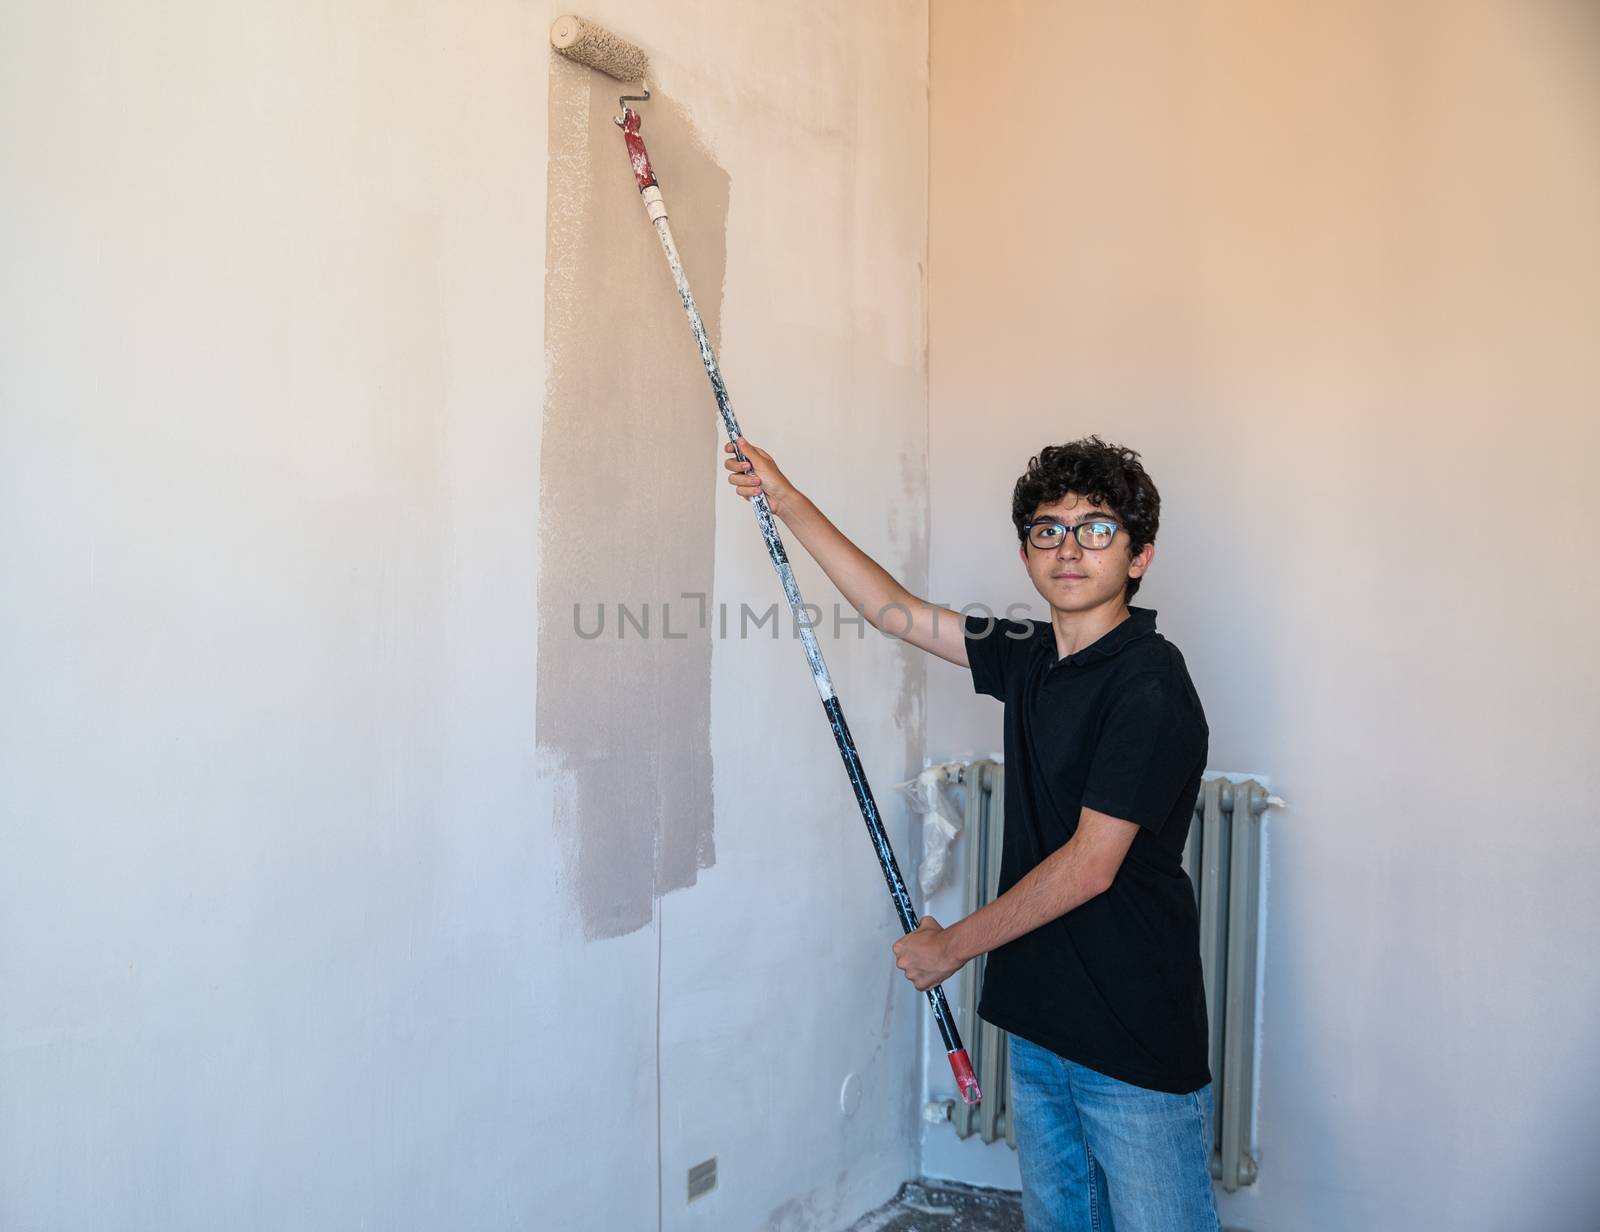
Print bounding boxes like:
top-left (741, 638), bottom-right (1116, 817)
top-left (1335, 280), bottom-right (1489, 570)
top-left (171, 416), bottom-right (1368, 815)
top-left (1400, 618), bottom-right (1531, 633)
top-left (897, 763), bottom-right (968, 895)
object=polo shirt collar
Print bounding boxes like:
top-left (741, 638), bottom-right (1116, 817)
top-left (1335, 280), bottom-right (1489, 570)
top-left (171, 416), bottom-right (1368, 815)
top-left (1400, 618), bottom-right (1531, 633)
top-left (1049, 606), bottom-right (1159, 668)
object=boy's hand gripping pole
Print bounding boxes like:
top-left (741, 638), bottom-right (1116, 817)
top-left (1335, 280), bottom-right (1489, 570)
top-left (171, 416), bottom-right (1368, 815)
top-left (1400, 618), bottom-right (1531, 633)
top-left (614, 107), bottom-right (981, 1105)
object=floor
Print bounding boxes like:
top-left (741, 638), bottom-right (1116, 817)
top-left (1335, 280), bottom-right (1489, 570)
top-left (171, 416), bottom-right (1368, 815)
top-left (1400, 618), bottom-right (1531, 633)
top-left (843, 1180), bottom-right (1026, 1232)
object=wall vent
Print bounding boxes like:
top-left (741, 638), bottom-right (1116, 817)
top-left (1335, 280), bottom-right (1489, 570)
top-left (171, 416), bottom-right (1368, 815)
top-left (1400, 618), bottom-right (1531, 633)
top-left (687, 1157), bottom-right (717, 1201)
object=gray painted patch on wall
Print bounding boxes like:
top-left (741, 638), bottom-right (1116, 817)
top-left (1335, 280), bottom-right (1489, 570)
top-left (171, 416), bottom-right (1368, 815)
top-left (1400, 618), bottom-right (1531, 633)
top-left (540, 54), bottom-right (725, 939)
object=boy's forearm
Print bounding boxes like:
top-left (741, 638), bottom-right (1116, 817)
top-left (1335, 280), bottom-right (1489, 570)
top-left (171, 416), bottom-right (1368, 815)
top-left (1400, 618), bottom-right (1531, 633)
top-left (779, 491), bottom-right (912, 627)
top-left (943, 839), bottom-right (1111, 965)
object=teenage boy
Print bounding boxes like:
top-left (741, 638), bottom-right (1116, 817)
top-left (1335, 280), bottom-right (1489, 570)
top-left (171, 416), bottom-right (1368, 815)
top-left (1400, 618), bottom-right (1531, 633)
top-left (724, 434), bottom-right (1220, 1232)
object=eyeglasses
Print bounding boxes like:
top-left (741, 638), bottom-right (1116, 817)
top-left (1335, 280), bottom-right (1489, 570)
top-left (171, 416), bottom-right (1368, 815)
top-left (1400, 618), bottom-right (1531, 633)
top-left (1023, 518), bottom-right (1122, 551)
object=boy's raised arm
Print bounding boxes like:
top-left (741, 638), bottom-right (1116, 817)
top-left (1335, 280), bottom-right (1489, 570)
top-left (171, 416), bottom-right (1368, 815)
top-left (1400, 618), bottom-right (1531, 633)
top-left (724, 437), bottom-right (969, 669)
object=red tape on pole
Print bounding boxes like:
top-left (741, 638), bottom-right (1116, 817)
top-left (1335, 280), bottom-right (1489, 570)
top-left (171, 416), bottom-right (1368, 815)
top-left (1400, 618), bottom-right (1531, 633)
top-left (620, 108), bottom-right (657, 190)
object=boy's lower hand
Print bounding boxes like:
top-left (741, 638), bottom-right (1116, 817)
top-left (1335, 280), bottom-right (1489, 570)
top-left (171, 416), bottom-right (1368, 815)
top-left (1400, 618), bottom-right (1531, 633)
top-left (893, 916), bottom-right (961, 992)
top-left (723, 436), bottom-right (797, 519)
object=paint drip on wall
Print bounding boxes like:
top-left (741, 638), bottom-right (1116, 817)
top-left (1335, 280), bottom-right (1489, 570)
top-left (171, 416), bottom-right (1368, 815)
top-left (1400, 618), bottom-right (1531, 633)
top-left (539, 53), bottom-right (728, 940)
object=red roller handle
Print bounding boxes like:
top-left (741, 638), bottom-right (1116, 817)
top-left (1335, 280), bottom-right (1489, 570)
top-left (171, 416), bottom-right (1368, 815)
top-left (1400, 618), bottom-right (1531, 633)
top-left (949, 1048), bottom-right (982, 1105)
top-left (619, 107), bottom-right (657, 191)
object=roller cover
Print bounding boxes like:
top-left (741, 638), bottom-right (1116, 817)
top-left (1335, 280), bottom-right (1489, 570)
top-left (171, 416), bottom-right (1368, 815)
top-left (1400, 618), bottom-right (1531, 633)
top-left (549, 14), bottom-right (649, 82)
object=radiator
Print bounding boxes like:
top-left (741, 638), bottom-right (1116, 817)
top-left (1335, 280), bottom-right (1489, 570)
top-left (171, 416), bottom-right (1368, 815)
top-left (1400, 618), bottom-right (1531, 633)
top-left (949, 759), bottom-right (1014, 1146)
top-left (1183, 777), bottom-right (1272, 1192)
top-left (945, 764), bottom-right (1273, 1194)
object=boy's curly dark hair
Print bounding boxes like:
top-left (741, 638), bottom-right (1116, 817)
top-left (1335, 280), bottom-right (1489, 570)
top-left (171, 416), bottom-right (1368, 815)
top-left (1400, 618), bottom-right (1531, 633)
top-left (1011, 436), bottom-right (1161, 602)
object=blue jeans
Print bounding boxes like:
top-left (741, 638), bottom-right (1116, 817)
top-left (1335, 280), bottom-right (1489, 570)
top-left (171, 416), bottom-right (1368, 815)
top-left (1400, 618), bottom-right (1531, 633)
top-left (1007, 1033), bottom-right (1221, 1232)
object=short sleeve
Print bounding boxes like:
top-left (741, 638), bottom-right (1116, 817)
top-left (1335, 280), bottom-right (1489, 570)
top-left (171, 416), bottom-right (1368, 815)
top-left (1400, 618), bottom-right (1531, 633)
top-left (964, 615), bottom-right (1040, 700)
top-left (1080, 672), bottom-right (1207, 832)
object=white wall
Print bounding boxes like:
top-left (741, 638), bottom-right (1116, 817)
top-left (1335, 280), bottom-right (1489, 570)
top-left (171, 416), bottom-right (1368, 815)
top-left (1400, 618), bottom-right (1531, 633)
top-left (926, 2), bottom-right (1600, 1229)
top-left (0, 2), bottom-right (929, 1228)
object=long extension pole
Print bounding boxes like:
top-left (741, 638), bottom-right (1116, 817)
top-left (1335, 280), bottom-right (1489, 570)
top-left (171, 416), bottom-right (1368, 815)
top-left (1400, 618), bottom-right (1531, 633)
top-left (615, 107), bottom-right (980, 1105)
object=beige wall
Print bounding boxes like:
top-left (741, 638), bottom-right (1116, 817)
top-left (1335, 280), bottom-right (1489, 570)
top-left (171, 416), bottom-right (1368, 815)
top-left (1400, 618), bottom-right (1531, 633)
top-left (928, 1), bottom-right (1600, 1227)
top-left (0, 2), bottom-right (928, 1227)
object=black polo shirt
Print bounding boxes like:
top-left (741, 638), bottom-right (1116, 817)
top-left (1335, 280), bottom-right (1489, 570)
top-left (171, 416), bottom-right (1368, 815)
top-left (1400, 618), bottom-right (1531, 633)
top-left (964, 606), bottom-right (1211, 1094)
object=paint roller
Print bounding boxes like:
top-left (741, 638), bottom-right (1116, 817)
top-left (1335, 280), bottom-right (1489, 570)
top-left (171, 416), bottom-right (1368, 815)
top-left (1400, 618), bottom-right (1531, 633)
top-left (549, 15), bottom-right (983, 1107)
top-left (548, 14), bottom-right (649, 82)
